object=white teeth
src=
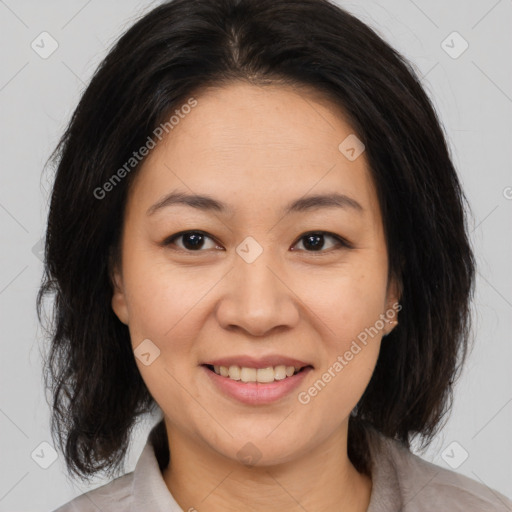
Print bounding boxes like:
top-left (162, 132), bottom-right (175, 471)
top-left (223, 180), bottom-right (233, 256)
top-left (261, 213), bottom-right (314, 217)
top-left (240, 367), bottom-right (257, 382)
top-left (228, 365), bottom-right (241, 380)
top-left (256, 367), bottom-right (275, 383)
top-left (274, 365), bottom-right (287, 380)
top-left (211, 364), bottom-right (304, 383)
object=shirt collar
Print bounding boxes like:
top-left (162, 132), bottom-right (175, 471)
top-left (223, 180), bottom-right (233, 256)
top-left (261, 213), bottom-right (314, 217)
top-left (365, 426), bottom-right (403, 511)
top-left (130, 425), bottom-right (184, 512)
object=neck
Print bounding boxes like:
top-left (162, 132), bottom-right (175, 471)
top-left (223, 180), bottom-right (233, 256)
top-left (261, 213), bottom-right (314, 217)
top-left (161, 420), bottom-right (372, 512)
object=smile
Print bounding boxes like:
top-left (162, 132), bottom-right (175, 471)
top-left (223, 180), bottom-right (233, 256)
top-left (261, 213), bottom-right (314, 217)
top-left (205, 364), bottom-right (308, 383)
top-left (200, 357), bottom-right (313, 406)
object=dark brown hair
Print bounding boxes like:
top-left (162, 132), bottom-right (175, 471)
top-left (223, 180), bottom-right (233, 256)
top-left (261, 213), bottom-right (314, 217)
top-left (37, 0), bottom-right (475, 482)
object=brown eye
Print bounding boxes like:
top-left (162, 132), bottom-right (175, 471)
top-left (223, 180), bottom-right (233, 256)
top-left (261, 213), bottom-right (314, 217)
top-left (291, 231), bottom-right (351, 253)
top-left (163, 231), bottom-right (221, 252)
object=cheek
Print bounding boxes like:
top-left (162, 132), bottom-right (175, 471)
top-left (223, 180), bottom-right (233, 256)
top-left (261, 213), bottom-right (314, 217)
top-left (119, 252), bottom-right (214, 405)
top-left (306, 261), bottom-right (389, 339)
top-left (300, 260), bottom-right (388, 393)
top-left (122, 247), bottom-right (207, 339)
top-left (124, 257), bottom-right (212, 413)
top-left (293, 269), bottom-right (387, 426)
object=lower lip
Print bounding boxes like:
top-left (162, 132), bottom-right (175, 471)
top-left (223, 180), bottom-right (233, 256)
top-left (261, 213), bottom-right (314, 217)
top-left (202, 365), bottom-right (313, 405)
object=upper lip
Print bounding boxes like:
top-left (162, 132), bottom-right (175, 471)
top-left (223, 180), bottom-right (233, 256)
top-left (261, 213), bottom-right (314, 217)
top-left (203, 355), bottom-right (313, 369)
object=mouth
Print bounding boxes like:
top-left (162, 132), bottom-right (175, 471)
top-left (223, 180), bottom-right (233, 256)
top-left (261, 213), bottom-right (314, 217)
top-left (201, 360), bottom-right (314, 405)
top-left (202, 363), bottom-right (312, 384)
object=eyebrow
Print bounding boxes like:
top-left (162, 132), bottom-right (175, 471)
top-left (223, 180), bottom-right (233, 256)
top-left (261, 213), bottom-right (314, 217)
top-left (146, 190), bottom-right (364, 216)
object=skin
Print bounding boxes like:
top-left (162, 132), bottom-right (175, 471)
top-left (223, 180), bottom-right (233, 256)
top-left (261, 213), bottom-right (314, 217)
top-left (111, 81), bottom-right (399, 512)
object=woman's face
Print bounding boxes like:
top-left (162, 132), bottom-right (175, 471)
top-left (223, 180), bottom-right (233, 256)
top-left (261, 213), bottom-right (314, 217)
top-left (112, 82), bottom-right (399, 466)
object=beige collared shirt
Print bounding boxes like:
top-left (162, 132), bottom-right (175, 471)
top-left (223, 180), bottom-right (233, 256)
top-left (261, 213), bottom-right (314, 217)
top-left (53, 423), bottom-right (512, 511)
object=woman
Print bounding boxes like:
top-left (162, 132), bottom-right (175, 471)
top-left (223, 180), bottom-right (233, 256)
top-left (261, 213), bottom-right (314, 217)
top-left (38, 0), bottom-right (512, 510)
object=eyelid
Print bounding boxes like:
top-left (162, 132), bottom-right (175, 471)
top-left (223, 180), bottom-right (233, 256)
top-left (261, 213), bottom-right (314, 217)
top-left (160, 230), bottom-right (222, 250)
top-left (161, 230), bottom-right (353, 253)
top-left (292, 231), bottom-right (354, 252)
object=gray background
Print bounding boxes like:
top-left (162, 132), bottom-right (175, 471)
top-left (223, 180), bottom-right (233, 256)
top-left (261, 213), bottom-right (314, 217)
top-left (0, 0), bottom-right (511, 510)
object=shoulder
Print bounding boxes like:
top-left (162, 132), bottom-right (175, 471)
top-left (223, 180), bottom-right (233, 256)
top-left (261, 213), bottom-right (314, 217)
top-left (395, 447), bottom-right (512, 511)
top-left (367, 428), bottom-right (512, 511)
top-left (51, 425), bottom-right (178, 512)
top-left (51, 472), bottom-right (134, 512)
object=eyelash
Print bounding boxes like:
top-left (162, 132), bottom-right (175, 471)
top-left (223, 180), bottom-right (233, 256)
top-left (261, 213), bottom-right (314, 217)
top-left (161, 230), bottom-right (353, 255)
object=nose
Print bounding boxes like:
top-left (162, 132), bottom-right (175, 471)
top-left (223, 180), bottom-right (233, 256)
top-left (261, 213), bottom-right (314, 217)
top-left (215, 248), bottom-right (300, 337)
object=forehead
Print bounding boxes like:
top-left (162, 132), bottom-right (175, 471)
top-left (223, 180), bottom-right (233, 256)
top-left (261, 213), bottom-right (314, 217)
top-left (129, 81), bottom-right (380, 220)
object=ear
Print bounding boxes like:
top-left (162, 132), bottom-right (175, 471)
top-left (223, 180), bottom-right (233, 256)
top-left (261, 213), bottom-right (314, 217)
top-left (383, 275), bottom-right (401, 336)
top-left (110, 255), bottom-right (130, 325)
